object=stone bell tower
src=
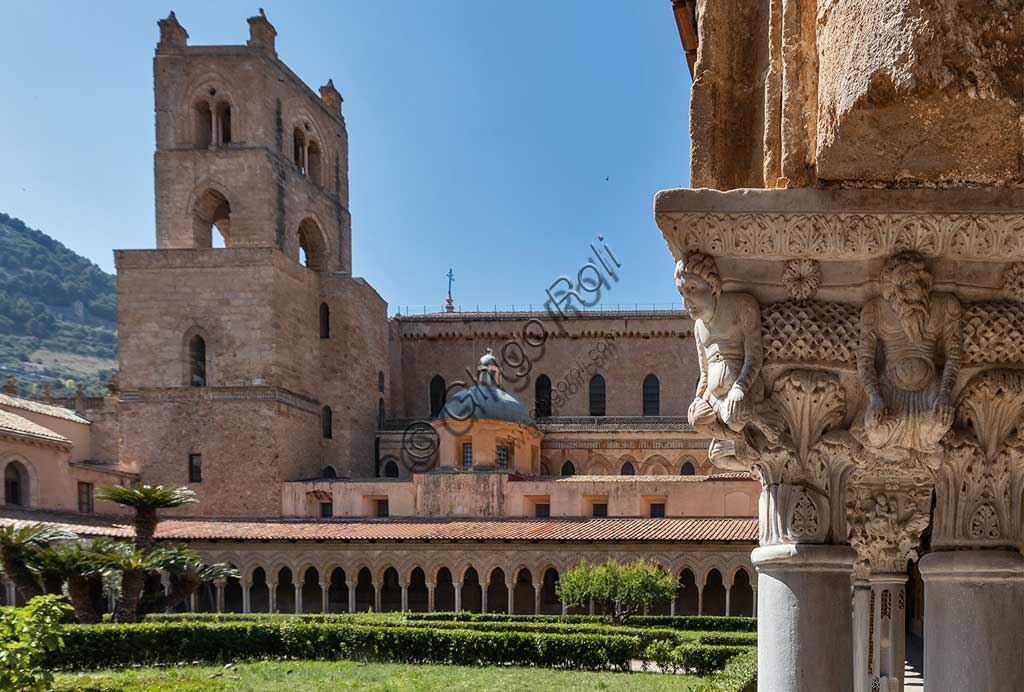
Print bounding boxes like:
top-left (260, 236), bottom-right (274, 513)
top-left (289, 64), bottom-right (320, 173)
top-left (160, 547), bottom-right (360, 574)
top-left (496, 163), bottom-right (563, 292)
top-left (115, 11), bottom-right (388, 516)
top-left (660, 3), bottom-right (1024, 692)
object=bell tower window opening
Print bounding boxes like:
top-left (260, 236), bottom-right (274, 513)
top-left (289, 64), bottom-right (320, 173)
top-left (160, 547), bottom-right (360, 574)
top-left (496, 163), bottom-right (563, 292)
top-left (535, 374), bottom-right (552, 418)
top-left (319, 302), bottom-right (330, 339)
top-left (195, 101), bottom-right (213, 148)
top-left (297, 218), bottom-right (325, 271)
top-left (293, 128), bottom-right (306, 175)
top-left (188, 453), bottom-right (202, 483)
top-left (307, 139), bottom-right (323, 185)
top-left (192, 188), bottom-right (231, 248)
top-left (217, 102), bottom-right (232, 144)
top-left (188, 335), bottom-right (207, 387)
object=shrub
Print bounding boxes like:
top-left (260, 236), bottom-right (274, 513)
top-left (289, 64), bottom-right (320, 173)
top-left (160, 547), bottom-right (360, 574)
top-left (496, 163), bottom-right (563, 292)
top-left (0, 594), bottom-right (74, 692)
top-left (697, 649), bottom-right (757, 692)
top-left (694, 632), bottom-right (757, 646)
top-left (641, 641), bottom-right (751, 676)
top-left (402, 612), bottom-right (757, 632)
top-left (557, 559), bottom-right (677, 624)
top-left (46, 621), bottom-right (638, 672)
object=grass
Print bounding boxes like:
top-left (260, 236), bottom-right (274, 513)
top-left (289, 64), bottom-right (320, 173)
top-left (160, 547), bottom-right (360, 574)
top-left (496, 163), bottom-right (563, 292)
top-left (54, 661), bottom-right (707, 692)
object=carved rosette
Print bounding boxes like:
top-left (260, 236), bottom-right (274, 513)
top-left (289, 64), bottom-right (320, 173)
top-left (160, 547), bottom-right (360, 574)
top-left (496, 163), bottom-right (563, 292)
top-left (782, 258), bottom-right (822, 301)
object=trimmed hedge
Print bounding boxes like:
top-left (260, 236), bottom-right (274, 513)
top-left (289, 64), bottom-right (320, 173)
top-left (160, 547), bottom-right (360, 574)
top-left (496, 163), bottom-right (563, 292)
top-left (47, 622), bottom-right (639, 672)
top-left (697, 649), bottom-right (757, 692)
top-left (643, 640), bottom-right (752, 676)
top-left (693, 632), bottom-right (758, 646)
top-left (403, 612), bottom-right (757, 632)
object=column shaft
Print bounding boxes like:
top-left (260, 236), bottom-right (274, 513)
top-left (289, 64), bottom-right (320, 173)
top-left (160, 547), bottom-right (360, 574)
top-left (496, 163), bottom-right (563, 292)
top-left (454, 583), bottom-right (462, 612)
top-left (753, 544), bottom-right (856, 692)
top-left (920, 550), bottom-right (1024, 692)
top-left (507, 585), bottom-right (514, 615)
top-left (346, 582), bottom-right (355, 613)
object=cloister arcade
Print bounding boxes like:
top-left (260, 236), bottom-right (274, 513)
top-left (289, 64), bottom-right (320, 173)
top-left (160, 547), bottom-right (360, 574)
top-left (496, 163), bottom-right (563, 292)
top-left (173, 547), bottom-right (756, 618)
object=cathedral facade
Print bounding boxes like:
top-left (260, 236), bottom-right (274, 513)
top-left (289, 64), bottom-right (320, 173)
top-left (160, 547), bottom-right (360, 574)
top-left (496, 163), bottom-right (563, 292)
top-left (0, 11), bottom-right (759, 619)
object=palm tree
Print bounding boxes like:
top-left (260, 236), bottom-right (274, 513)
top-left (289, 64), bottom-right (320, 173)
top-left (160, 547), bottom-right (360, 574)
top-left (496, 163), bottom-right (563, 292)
top-left (29, 542), bottom-right (107, 624)
top-left (137, 543), bottom-right (239, 615)
top-left (93, 541), bottom-right (170, 622)
top-left (0, 523), bottom-right (76, 601)
top-left (96, 484), bottom-right (197, 551)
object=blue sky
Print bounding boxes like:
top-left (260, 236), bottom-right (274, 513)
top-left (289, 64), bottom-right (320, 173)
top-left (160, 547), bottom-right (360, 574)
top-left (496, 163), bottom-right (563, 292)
top-left (0, 1), bottom-right (692, 313)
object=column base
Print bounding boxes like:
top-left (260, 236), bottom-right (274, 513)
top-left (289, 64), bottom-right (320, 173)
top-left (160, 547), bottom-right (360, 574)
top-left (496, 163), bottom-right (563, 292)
top-left (753, 543), bottom-right (856, 692)
top-left (920, 549), bottom-right (1024, 692)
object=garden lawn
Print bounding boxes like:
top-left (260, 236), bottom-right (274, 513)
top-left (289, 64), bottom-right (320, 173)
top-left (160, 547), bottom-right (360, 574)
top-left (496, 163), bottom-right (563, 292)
top-left (53, 660), bottom-right (707, 692)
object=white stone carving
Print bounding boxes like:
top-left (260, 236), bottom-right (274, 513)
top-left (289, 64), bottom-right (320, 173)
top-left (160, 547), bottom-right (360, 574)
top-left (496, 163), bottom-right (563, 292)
top-left (847, 486), bottom-right (932, 575)
top-left (782, 258), bottom-right (822, 301)
top-left (761, 300), bottom-right (860, 366)
top-left (962, 302), bottom-right (1024, 367)
top-left (658, 211), bottom-right (1024, 261)
top-left (677, 252), bottom-right (784, 470)
top-left (856, 253), bottom-right (961, 454)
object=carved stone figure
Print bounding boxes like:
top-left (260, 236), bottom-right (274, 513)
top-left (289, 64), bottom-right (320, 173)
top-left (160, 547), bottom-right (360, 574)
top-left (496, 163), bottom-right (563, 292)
top-left (676, 252), bottom-right (782, 468)
top-left (857, 253), bottom-right (961, 454)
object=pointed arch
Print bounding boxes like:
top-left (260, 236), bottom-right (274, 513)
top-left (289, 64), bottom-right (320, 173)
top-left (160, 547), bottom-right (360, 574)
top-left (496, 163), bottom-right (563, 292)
top-left (191, 187), bottom-right (231, 248)
top-left (297, 217), bottom-right (327, 271)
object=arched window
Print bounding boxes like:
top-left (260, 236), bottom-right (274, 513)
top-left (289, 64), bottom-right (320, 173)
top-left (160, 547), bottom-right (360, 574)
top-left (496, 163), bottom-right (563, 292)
top-left (429, 375), bottom-right (446, 417)
top-left (188, 335), bottom-right (207, 387)
top-left (192, 188), bottom-right (231, 248)
top-left (620, 461), bottom-right (635, 476)
top-left (4, 462), bottom-right (28, 507)
top-left (195, 101), bottom-right (213, 148)
top-left (378, 371), bottom-right (385, 393)
top-left (321, 465), bottom-right (337, 480)
top-left (307, 140), bottom-right (323, 185)
top-left (297, 218), bottom-right (325, 271)
top-left (319, 303), bottom-right (330, 339)
top-left (588, 375), bottom-right (606, 416)
top-left (642, 374), bottom-right (660, 416)
top-left (321, 405), bottom-right (333, 439)
top-left (378, 399), bottom-right (385, 428)
top-left (560, 460), bottom-right (576, 477)
top-left (535, 374), bottom-right (552, 418)
top-left (217, 102), bottom-right (232, 144)
top-left (681, 461), bottom-right (695, 476)
top-left (293, 128), bottom-right (307, 174)
top-left (383, 460), bottom-right (399, 478)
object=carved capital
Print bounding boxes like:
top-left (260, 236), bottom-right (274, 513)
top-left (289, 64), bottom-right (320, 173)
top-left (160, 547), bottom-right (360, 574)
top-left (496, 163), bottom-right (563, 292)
top-left (846, 475), bottom-right (932, 577)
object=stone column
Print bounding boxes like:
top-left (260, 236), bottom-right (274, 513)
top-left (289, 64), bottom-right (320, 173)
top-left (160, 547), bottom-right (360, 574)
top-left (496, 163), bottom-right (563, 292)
top-left (750, 583), bottom-right (757, 617)
top-left (724, 584), bottom-right (731, 616)
top-left (753, 544), bottom-right (856, 692)
top-left (481, 587), bottom-right (488, 614)
top-left (669, 598), bottom-right (676, 617)
top-left (373, 581), bottom-right (381, 612)
top-left (3, 577), bottom-right (14, 607)
top-left (506, 581), bottom-right (514, 615)
top-left (920, 550), bottom-right (1024, 692)
top-left (189, 592), bottom-right (197, 613)
top-left (533, 584), bottom-right (541, 615)
top-left (696, 586), bottom-right (703, 616)
top-left (851, 580), bottom-right (870, 692)
top-left (346, 581), bottom-right (355, 613)
top-left (454, 582), bottom-right (462, 612)
top-left (294, 584), bottom-right (303, 615)
top-left (426, 583), bottom-right (435, 612)
top-left (588, 597), bottom-right (594, 615)
top-left (867, 574), bottom-right (906, 692)
top-left (561, 602), bottom-right (568, 616)
top-left (214, 579), bottom-right (225, 614)
top-left (241, 579), bottom-right (251, 614)
top-left (400, 585), bottom-right (408, 613)
top-left (320, 581), bottom-right (330, 614)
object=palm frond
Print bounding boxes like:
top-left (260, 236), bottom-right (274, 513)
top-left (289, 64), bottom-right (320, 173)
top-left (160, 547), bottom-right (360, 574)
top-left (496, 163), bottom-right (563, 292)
top-left (96, 484), bottom-right (198, 510)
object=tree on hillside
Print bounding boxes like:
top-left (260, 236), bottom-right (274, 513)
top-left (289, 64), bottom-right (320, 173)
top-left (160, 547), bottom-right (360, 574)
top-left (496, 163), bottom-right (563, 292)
top-left (556, 559), bottom-right (677, 624)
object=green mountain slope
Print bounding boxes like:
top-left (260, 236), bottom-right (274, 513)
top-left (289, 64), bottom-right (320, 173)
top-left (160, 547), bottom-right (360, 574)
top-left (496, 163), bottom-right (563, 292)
top-left (0, 212), bottom-right (117, 396)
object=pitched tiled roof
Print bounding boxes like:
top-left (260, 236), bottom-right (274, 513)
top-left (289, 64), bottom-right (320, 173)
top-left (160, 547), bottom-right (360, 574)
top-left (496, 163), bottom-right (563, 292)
top-left (0, 508), bottom-right (756, 544)
top-left (554, 472), bottom-right (752, 482)
top-left (0, 409), bottom-right (71, 446)
top-left (0, 393), bottom-right (89, 424)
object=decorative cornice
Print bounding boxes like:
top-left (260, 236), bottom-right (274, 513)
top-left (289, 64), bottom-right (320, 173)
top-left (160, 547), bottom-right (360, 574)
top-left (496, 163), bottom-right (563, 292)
top-left (119, 386), bottom-right (321, 415)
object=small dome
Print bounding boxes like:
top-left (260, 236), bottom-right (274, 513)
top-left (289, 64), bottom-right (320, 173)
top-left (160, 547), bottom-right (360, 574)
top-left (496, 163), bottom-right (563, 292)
top-left (439, 385), bottom-right (535, 427)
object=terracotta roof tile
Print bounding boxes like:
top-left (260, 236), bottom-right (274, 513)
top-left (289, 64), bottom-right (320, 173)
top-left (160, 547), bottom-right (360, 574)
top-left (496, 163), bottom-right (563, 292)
top-left (0, 393), bottom-right (89, 424)
top-left (0, 409), bottom-right (71, 445)
top-left (0, 508), bottom-right (756, 544)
